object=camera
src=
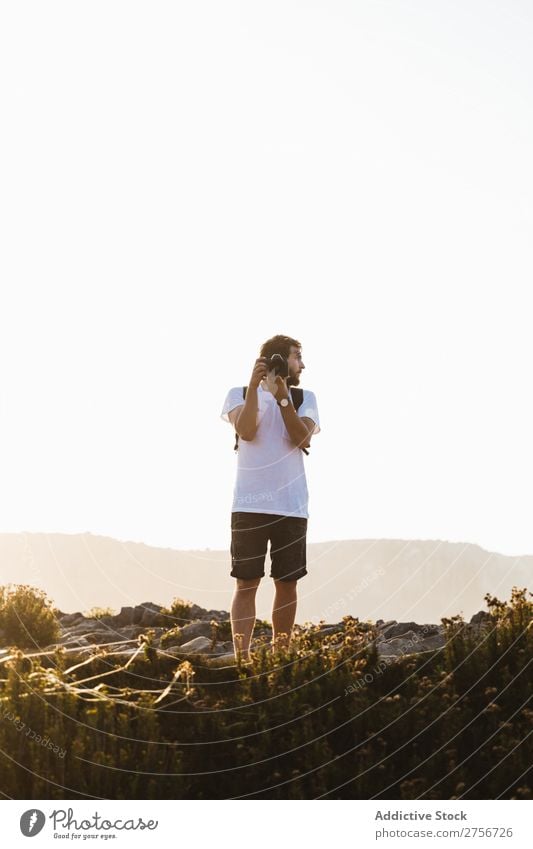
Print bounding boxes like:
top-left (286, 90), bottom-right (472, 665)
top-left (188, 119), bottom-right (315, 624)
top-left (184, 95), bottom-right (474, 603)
top-left (264, 354), bottom-right (289, 378)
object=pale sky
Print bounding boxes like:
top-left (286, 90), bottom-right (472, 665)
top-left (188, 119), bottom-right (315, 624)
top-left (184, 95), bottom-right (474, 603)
top-left (1, 1), bottom-right (532, 557)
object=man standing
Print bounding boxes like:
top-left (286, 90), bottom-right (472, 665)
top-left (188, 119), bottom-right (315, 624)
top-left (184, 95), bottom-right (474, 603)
top-left (220, 334), bottom-right (321, 660)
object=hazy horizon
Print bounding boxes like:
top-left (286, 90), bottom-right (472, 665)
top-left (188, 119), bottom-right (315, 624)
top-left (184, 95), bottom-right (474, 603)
top-left (1, 530), bottom-right (530, 625)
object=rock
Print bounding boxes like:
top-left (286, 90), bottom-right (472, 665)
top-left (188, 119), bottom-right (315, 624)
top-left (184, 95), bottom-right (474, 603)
top-left (58, 612), bottom-right (85, 626)
top-left (82, 630), bottom-right (115, 645)
top-left (59, 636), bottom-right (91, 648)
top-left (60, 630), bottom-right (111, 646)
top-left (141, 609), bottom-right (163, 627)
top-left (377, 620), bottom-right (397, 630)
top-left (210, 642), bottom-right (233, 655)
top-left (97, 615), bottom-right (115, 626)
top-left (470, 610), bottom-right (492, 625)
top-left (160, 645), bottom-right (186, 657)
top-left (378, 638), bottom-right (417, 657)
top-left (317, 624), bottom-right (343, 635)
top-left (381, 621), bottom-right (437, 639)
top-left (114, 607), bottom-right (136, 627)
top-left (43, 603), bottom-right (456, 664)
top-left (179, 621), bottom-right (213, 641)
top-left (420, 624), bottom-right (441, 636)
top-left (418, 633), bottom-right (445, 651)
top-left (205, 609), bottom-right (230, 621)
top-left (178, 636), bottom-right (212, 654)
top-left (378, 629), bottom-right (445, 657)
top-left (62, 620), bottom-right (108, 637)
top-left (188, 604), bottom-right (210, 620)
top-left (131, 602), bottom-right (164, 627)
top-left (115, 625), bottom-right (148, 640)
top-left (158, 621), bottom-right (215, 648)
top-left (132, 607), bottom-right (144, 625)
top-left (208, 653), bottom-right (237, 666)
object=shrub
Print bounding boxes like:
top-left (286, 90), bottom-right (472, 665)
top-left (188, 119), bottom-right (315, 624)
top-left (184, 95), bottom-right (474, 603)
top-left (85, 606), bottom-right (116, 620)
top-left (159, 597), bottom-right (194, 625)
top-left (0, 584), bottom-right (60, 649)
top-left (160, 626), bottom-right (183, 648)
top-left (212, 619), bottom-right (233, 641)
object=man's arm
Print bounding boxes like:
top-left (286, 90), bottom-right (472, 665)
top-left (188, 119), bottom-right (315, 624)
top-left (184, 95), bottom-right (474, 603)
top-left (279, 403), bottom-right (315, 450)
top-left (229, 357), bottom-right (269, 441)
top-left (228, 392), bottom-right (258, 441)
top-left (227, 406), bottom-right (243, 429)
top-left (300, 417), bottom-right (316, 449)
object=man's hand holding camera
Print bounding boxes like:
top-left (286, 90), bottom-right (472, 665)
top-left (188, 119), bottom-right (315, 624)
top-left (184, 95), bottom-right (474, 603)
top-left (272, 375), bottom-right (289, 401)
top-left (249, 357), bottom-right (268, 390)
top-left (254, 354), bottom-right (290, 400)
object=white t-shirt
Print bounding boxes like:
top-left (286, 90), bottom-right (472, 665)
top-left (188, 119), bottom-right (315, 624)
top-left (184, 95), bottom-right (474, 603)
top-left (220, 384), bottom-right (321, 519)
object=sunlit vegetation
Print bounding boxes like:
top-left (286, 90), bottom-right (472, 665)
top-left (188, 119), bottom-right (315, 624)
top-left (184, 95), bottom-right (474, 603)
top-left (0, 586), bottom-right (530, 799)
top-left (0, 584), bottom-right (60, 649)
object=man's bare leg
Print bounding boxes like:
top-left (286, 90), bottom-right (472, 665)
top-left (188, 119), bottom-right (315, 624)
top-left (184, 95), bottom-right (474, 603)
top-left (230, 577), bottom-right (261, 659)
top-left (272, 578), bottom-right (298, 651)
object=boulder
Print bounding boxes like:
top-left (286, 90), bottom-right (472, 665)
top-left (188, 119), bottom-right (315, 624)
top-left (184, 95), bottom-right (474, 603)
top-left (188, 604), bottom-right (210, 620)
top-left (178, 636), bottom-right (212, 654)
top-left (208, 653), bottom-right (237, 666)
top-left (97, 616), bottom-right (114, 626)
top-left (62, 620), bottom-right (108, 637)
top-left (378, 629), bottom-right (445, 657)
top-left (114, 625), bottom-right (147, 640)
top-left (179, 621), bottom-right (213, 641)
top-left (205, 609), bottom-right (231, 621)
top-left (161, 645), bottom-right (186, 657)
top-left (470, 610), bottom-right (492, 625)
top-left (381, 621), bottom-right (435, 639)
top-left (58, 612), bottom-right (85, 626)
top-left (377, 638), bottom-right (417, 658)
top-left (418, 633), bottom-right (445, 651)
top-left (131, 602), bottom-right (163, 627)
top-left (114, 607), bottom-right (136, 627)
top-left (211, 642), bottom-right (234, 655)
top-left (60, 630), bottom-right (111, 646)
top-left (59, 636), bottom-right (91, 648)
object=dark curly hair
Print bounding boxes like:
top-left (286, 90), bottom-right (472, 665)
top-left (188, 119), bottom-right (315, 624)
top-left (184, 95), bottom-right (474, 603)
top-left (259, 334), bottom-right (301, 360)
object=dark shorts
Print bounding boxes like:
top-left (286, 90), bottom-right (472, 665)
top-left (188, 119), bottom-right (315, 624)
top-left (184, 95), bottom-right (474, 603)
top-left (230, 511), bottom-right (308, 582)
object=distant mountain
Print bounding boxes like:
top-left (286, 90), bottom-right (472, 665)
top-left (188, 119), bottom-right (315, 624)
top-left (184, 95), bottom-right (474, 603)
top-left (0, 532), bottom-right (530, 624)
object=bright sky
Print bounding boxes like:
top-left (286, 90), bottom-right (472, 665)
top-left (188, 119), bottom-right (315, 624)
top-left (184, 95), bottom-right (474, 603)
top-left (1, 1), bottom-right (532, 557)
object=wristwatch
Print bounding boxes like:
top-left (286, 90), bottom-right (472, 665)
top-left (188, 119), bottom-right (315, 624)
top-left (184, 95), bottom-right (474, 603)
top-left (277, 397), bottom-right (290, 407)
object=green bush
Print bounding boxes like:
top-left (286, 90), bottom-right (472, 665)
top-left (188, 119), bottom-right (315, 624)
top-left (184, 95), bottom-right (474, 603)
top-left (0, 584), bottom-right (60, 649)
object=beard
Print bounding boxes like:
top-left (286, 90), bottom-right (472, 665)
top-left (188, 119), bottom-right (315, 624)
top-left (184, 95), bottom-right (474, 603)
top-left (287, 371), bottom-right (300, 387)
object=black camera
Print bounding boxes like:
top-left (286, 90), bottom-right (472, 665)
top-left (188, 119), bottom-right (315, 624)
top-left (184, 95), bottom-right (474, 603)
top-left (264, 354), bottom-right (289, 378)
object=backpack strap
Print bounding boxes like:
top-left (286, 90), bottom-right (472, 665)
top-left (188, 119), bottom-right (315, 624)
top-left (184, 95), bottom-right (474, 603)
top-left (234, 386), bottom-right (309, 455)
top-left (233, 387), bottom-right (247, 452)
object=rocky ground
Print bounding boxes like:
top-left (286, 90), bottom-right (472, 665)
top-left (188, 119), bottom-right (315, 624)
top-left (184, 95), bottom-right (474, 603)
top-left (2, 602), bottom-right (494, 665)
